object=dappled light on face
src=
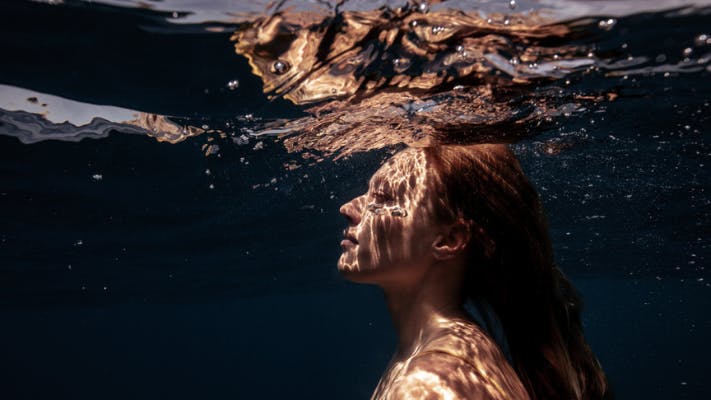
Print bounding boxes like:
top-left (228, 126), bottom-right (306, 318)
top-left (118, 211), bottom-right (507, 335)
top-left (372, 318), bottom-right (529, 400)
top-left (338, 150), bottom-right (432, 282)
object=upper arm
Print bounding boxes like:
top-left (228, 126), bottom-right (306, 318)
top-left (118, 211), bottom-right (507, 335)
top-left (389, 351), bottom-right (528, 400)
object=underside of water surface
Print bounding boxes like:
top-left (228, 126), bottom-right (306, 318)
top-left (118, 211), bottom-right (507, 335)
top-left (0, 1), bottom-right (710, 399)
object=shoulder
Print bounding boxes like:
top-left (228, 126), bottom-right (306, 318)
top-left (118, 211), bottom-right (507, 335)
top-left (390, 351), bottom-right (527, 400)
top-left (390, 323), bottom-right (529, 400)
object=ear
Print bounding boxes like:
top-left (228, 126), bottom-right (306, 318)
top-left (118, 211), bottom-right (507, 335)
top-left (432, 220), bottom-right (471, 261)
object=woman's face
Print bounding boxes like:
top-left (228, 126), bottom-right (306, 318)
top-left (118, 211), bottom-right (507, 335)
top-left (338, 149), bottom-right (441, 285)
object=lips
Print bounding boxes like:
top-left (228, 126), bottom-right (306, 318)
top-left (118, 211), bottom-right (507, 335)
top-left (342, 230), bottom-right (358, 245)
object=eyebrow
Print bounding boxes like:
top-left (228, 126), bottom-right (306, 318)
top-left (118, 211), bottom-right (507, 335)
top-left (369, 175), bottom-right (383, 188)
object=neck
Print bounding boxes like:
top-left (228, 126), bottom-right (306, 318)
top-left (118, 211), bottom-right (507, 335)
top-left (381, 263), bottom-right (468, 357)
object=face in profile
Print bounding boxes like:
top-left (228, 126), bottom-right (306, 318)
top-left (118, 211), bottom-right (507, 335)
top-left (338, 149), bottom-right (443, 286)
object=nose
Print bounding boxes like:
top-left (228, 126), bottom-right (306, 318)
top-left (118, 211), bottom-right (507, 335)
top-left (339, 195), bottom-right (365, 225)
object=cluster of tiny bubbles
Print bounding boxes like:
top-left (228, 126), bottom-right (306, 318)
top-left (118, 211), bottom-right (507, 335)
top-left (227, 80), bottom-right (239, 90)
top-left (366, 202), bottom-right (409, 217)
top-left (598, 18), bottom-right (617, 31)
top-left (367, 202), bottom-right (386, 215)
top-left (431, 25), bottom-right (445, 35)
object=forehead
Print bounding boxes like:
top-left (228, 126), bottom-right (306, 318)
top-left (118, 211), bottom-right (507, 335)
top-left (369, 149), bottom-right (428, 192)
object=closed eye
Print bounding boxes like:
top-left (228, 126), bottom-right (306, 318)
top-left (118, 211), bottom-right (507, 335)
top-left (372, 191), bottom-right (394, 203)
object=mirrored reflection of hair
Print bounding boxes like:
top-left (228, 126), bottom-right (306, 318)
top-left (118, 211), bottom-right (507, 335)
top-left (424, 144), bottom-right (609, 400)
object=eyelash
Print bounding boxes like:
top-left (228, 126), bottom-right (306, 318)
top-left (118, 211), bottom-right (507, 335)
top-left (372, 192), bottom-right (392, 202)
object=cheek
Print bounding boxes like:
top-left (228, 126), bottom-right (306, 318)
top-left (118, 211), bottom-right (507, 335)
top-left (357, 213), bottom-right (413, 268)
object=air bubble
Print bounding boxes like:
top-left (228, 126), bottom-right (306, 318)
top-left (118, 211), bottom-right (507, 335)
top-left (431, 25), bottom-right (445, 34)
top-left (598, 18), bottom-right (616, 31)
top-left (682, 47), bottom-right (693, 57)
top-left (509, 57), bottom-right (520, 65)
top-left (227, 80), bottom-right (239, 90)
top-left (695, 34), bottom-right (710, 46)
top-left (393, 58), bottom-right (411, 72)
top-left (367, 202), bottom-right (386, 215)
top-left (508, 0), bottom-right (517, 10)
top-left (417, 2), bottom-right (429, 13)
top-left (390, 206), bottom-right (408, 217)
top-left (272, 60), bottom-right (289, 75)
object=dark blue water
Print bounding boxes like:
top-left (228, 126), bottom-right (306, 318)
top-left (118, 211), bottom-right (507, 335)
top-left (1, 1), bottom-right (710, 399)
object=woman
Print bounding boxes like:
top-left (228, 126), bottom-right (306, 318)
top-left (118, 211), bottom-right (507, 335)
top-left (338, 144), bottom-right (608, 400)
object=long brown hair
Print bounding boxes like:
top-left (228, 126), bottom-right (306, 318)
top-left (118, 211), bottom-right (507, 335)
top-left (424, 144), bottom-right (609, 400)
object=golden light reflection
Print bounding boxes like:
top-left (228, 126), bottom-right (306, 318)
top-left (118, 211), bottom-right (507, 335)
top-left (232, 6), bottom-right (598, 158)
top-left (371, 318), bottom-right (530, 400)
top-left (125, 113), bottom-right (205, 143)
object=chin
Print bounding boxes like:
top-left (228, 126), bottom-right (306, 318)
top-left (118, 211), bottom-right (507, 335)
top-left (337, 259), bottom-right (378, 284)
